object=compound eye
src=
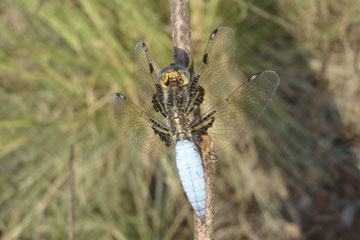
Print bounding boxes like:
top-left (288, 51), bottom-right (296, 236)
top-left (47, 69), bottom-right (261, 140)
top-left (180, 72), bottom-right (189, 85)
top-left (161, 72), bottom-right (170, 87)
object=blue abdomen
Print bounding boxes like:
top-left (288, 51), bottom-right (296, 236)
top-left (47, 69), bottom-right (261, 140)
top-left (175, 140), bottom-right (206, 220)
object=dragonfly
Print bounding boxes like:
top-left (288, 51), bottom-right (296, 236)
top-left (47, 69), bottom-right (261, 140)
top-left (109, 26), bottom-right (279, 223)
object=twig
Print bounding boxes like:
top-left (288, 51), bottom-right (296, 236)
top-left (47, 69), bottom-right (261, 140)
top-left (68, 145), bottom-right (75, 240)
top-left (194, 136), bottom-right (217, 240)
top-left (170, 0), bottom-right (193, 72)
top-left (170, 1), bottom-right (216, 239)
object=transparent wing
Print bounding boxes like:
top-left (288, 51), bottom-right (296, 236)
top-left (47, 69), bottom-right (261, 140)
top-left (133, 42), bottom-right (165, 123)
top-left (193, 71), bottom-right (280, 151)
top-left (194, 26), bottom-right (236, 113)
top-left (109, 93), bottom-right (170, 155)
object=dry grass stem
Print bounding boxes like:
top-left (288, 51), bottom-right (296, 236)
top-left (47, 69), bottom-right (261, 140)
top-left (68, 145), bottom-right (75, 240)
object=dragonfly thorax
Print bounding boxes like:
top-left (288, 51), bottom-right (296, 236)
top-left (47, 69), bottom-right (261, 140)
top-left (165, 104), bottom-right (191, 142)
top-left (158, 65), bottom-right (193, 143)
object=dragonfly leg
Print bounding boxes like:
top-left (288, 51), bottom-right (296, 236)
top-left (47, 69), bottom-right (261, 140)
top-left (186, 85), bottom-right (205, 114)
top-left (152, 84), bottom-right (166, 117)
top-left (190, 110), bottom-right (216, 143)
top-left (150, 119), bottom-right (172, 146)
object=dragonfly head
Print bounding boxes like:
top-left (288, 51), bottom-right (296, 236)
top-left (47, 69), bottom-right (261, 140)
top-left (159, 64), bottom-right (190, 88)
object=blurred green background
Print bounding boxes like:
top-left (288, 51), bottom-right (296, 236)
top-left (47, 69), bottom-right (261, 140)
top-left (1, 0), bottom-right (360, 239)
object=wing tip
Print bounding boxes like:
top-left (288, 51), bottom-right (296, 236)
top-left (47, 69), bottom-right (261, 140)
top-left (248, 70), bottom-right (280, 87)
top-left (135, 41), bottom-right (148, 51)
top-left (109, 92), bottom-right (127, 104)
top-left (210, 26), bottom-right (235, 40)
top-left (263, 70), bottom-right (280, 87)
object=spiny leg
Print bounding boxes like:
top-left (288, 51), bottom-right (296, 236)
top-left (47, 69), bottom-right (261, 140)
top-left (152, 83), bottom-right (166, 117)
top-left (150, 119), bottom-right (172, 146)
top-left (186, 75), bottom-right (205, 114)
top-left (190, 110), bottom-right (216, 143)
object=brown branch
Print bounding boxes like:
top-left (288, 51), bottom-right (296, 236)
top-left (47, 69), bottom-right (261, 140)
top-left (170, 0), bottom-right (193, 72)
top-left (170, 1), bottom-right (216, 239)
top-left (194, 136), bottom-right (217, 240)
top-left (68, 145), bottom-right (75, 240)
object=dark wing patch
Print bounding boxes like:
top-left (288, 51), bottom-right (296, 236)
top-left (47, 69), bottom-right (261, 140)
top-left (202, 54), bottom-right (208, 64)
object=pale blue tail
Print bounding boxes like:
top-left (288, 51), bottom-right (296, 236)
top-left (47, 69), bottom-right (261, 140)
top-left (175, 140), bottom-right (206, 220)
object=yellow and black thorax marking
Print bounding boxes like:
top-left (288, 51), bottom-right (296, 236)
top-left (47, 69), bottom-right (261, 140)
top-left (150, 63), bottom-right (213, 144)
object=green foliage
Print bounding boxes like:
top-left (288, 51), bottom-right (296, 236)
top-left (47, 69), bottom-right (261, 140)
top-left (1, 0), bottom-right (359, 239)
